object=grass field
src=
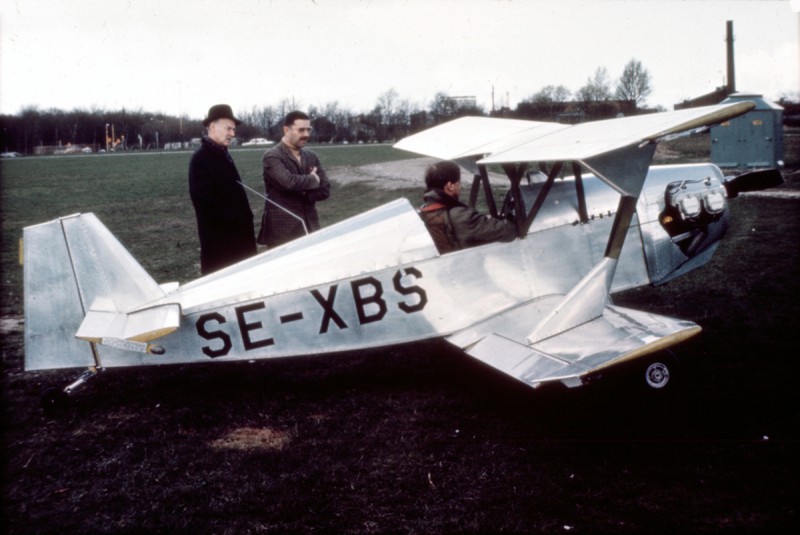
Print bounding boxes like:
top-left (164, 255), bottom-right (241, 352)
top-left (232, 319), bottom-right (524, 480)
top-left (0, 144), bottom-right (421, 317)
top-left (2, 138), bottom-right (799, 533)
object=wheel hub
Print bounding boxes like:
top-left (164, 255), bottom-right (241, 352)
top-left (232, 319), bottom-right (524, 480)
top-left (645, 362), bottom-right (670, 389)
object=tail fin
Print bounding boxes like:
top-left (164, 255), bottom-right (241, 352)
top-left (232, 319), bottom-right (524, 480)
top-left (23, 213), bottom-right (168, 370)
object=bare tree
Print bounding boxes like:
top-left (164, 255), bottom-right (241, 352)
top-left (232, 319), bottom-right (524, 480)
top-left (577, 67), bottom-right (613, 103)
top-left (528, 85), bottom-right (571, 103)
top-left (376, 88), bottom-right (399, 122)
top-left (616, 59), bottom-right (652, 107)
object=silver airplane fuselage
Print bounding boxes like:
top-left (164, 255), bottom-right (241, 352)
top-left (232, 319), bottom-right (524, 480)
top-left (23, 163), bottom-right (729, 372)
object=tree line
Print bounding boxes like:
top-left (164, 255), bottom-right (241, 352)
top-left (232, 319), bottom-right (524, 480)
top-left (1, 60), bottom-right (654, 154)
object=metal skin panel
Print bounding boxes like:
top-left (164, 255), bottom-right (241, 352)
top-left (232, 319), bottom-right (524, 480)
top-left (636, 164), bottom-right (729, 284)
top-left (516, 163), bottom-right (730, 287)
top-left (152, 199), bottom-right (438, 315)
top-left (88, 237), bottom-right (577, 368)
top-left (23, 218), bottom-right (97, 370)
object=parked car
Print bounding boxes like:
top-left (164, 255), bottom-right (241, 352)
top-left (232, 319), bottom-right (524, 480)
top-left (1, 151), bottom-right (21, 158)
top-left (242, 138), bottom-right (273, 147)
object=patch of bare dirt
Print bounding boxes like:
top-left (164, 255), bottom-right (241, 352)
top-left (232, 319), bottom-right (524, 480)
top-left (210, 427), bottom-right (293, 452)
top-left (328, 157), bottom-right (508, 189)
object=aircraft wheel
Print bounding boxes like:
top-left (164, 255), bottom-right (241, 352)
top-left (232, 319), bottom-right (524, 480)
top-left (645, 361), bottom-right (670, 389)
top-left (642, 351), bottom-right (680, 392)
top-left (40, 387), bottom-right (68, 413)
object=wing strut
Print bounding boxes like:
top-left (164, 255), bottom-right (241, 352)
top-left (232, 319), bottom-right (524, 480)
top-left (520, 161), bottom-right (563, 236)
top-left (501, 163), bottom-right (528, 238)
top-left (572, 162), bottom-right (590, 224)
top-left (528, 142), bottom-right (657, 344)
top-left (469, 165), bottom-right (499, 218)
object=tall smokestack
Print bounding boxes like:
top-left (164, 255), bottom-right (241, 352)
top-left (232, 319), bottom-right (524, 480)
top-left (726, 20), bottom-right (736, 94)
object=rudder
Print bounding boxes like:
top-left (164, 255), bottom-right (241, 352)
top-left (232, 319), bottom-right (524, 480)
top-left (23, 213), bottom-right (166, 370)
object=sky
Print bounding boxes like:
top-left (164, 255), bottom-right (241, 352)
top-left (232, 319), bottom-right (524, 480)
top-left (1, 0), bottom-right (798, 120)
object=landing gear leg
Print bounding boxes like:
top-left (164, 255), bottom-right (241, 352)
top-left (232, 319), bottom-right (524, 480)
top-left (41, 367), bottom-right (100, 412)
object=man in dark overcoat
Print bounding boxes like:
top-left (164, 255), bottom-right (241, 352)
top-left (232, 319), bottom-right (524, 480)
top-left (189, 104), bottom-right (257, 275)
top-left (257, 110), bottom-right (331, 248)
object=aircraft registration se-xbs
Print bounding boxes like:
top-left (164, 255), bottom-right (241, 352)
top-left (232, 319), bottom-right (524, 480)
top-left (21, 101), bottom-right (783, 410)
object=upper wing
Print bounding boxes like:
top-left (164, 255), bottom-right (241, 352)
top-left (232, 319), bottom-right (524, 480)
top-left (393, 116), bottom-right (568, 161)
top-left (480, 101), bottom-right (754, 164)
top-left (394, 101), bottom-right (755, 165)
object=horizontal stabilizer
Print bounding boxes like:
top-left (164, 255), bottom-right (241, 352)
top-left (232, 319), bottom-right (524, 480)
top-left (76, 299), bottom-right (181, 344)
top-left (448, 302), bottom-right (700, 389)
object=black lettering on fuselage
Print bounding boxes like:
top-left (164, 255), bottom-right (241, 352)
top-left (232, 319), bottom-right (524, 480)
top-left (311, 286), bottom-right (348, 334)
top-left (196, 312), bottom-right (232, 358)
top-left (351, 276), bottom-right (387, 325)
top-left (394, 267), bottom-right (427, 313)
top-left (235, 302), bottom-right (275, 351)
top-left (195, 266), bottom-right (430, 359)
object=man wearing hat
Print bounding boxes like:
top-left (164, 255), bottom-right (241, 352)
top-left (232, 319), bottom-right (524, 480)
top-left (188, 104), bottom-right (257, 275)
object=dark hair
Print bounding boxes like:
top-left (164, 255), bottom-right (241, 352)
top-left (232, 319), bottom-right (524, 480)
top-left (425, 161), bottom-right (461, 190)
top-left (284, 110), bottom-right (310, 127)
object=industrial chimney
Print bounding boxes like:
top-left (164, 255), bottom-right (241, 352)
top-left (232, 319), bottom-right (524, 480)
top-left (726, 20), bottom-right (736, 94)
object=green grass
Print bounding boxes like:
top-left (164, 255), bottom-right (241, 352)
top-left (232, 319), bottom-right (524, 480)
top-left (0, 144), bottom-right (421, 316)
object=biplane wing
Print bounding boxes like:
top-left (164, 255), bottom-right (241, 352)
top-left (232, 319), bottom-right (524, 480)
top-left (393, 116), bottom-right (568, 161)
top-left (447, 297), bottom-right (700, 389)
top-left (477, 101), bottom-right (755, 164)
top-left (394, 101), bottom-right (759, 389)
top-left (395, 102), bottom-right (754, 163)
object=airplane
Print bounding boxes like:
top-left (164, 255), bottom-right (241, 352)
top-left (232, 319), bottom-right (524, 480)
top-left (21, 101), bottom-right (782, 409)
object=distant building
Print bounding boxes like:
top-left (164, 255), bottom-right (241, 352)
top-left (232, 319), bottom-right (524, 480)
top-left (445, 96), bottom-right (477, 109)
top-left (711, 93), bottom-right (784, 169)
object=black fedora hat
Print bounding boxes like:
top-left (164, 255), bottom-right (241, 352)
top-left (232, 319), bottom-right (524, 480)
top-left (202, 104), bottom-right (242, 126)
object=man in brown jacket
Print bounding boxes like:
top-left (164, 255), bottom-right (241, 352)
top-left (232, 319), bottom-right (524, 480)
top-left (257, 111), bottom-right (331, 248)
top-left (419, 160), bottom-right (517, 254)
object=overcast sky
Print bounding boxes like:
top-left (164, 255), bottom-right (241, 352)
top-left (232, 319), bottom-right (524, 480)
top-left (1, 0), bottom-right (798, 120)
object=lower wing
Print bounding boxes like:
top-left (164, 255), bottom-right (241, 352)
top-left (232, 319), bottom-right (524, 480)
top-left (447, 298), bottom-right (700, 389)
